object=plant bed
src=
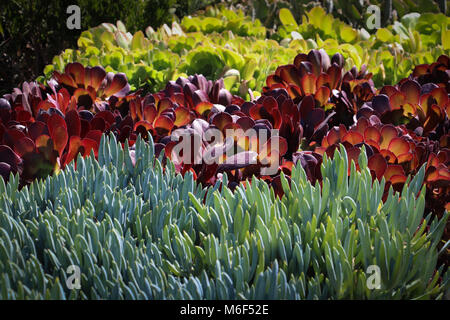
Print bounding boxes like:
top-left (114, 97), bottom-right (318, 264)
top-left (0, 135), bottom-right (448, 299)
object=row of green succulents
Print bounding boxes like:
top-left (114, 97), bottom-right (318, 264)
top-left (326, 0), bottom-right (449, 28)
top-left (42, 6), bottom-right (449, 97)
top-left (0, 134), bottom-right (448, 299)
top-left (275, 6), bottom-right (450, 86)
top-left (42, 7), bottom-right (281, 99)
top-left (225, 0), bottom-right (449, 30)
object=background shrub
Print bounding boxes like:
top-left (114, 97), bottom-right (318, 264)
top-left (0, 0), bottom-right (219, 96)
top-left (226, 0), bottom-right (449, 30)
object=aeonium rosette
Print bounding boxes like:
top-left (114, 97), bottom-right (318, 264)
top-left (160, 114), bottom-right (288, 188)
top-left (0, 63), bottom-right (134, 184)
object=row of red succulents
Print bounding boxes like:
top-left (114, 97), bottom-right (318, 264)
top-left (1, 51), bottom-right (449, 258)
top-left (261, 52), bottom-right (449, 257)
top-left (0, 63), bottom-right (133, 183)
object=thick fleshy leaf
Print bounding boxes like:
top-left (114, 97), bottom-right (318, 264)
top-left (73, 88), bottom-right (95, 107)
top-left (316, 73), bottom-right (330, 88)
top-left (154, 115), bottom-right (174, 135)
top-left (65, 62), bottom-right (85, 86)
top-left (0, 162), bottom-right (11, 181)
top-left (400, 80), bottom-right (420, 105)
top-left (103, 73), bottom-right (128, 97)
top-left (389, 91), bottom-right (406, 110)
top-left (355, 118), bottom-right (369, 136)
top-left (260, 136), bottom-right (288, 159)
top-left (293, 53), bottom-right (308, 68)
top-left (35, 134), bottom-right (51, 149)
top-left (327, 65), bottom-right (342, 89)
top-left (271, 175), bottom-right (291, 198)
top-left (372, 94), bottom-right (390, 114)
top-left (85, 66), bottom-right (107, 91)
top-left (3, 129), bottom-right (26, 148)
top-left (157, 98), bottom-right (173, 114)
top-left (262, 96), bottom-right (278, 111)
top-left (133, 120), bottom-right (152, 132)
top-left (387, 137), bottom-right (410, 158)
top-left (95, 111), bottom-right (115, 126)
top-left (346, 147), bottom-right (361, 172)
top-left (64, 136), bottom-right (82, 167)
top-left (0, 145), bottom-right (21, 169)
top-left (422, 104), bottom-right (442, 133)
top-left (383, 165), bottom-right (405, 182)
top-left (84, 130), bottom-right (103, 146)
top-left (300, 73), bottom-right (317, 95)
top-left (430, 87), bottom-right (448, 107)
top-left (299, 95), bottom-right (315, 119)
top-left (389, 174), bottom-right (407, 186)
top-left (314, 86), bottom-right (331, 105)
top-left (236, 117), bottom-right (255, 131)
top-left (174, 107), bottom-right (191, 127)
top-left (307, 50), bottom-right (322, 76)
top-left (396, 152), bottom-right (413, 163)
top-left (90, 117), bottom-right (106, 132)
top-left (192, 90), bottom-right (209, 107)
top-left (324, 127), bottom-right (340, 146)
top-left (53, 72), bottom-right (77, 88)
top-left (47, 114), bottom-right (68, 157)
top-left (342, 131), bottom-right (364, 145)
top-left (368, 153), bottom-right (387, 180)
top-left (279, 65), bottom-right (301, 88)
top-left (379, 125), bottom-right (398, 150)
top-left (286, 85), bottom-right (302, 99)
top-left (28, 122), bottom-right (48, 142)
top-left (63, 136), bottom-right (99, 166)
top-left (212, 112), bottom-right (233, 132)
top-left (65, 110), bottom-right (81, 138)
top-left (142, 104), bottom-right (157, 123)
top-left (379, 149), bottom-right (397, 163)
top-left (364, 127), bottom-right (381, 144)
top-left (266, 74), bottom-right (283, 87)
top-left (14, 137), bottom-right (35, 157)
top-left (195, 102), bottom-right (213, 116)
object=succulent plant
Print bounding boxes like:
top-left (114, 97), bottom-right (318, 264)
top-left (0, 65), bottom-right (134, 184)
top-left (0, 135), bottom-right (447, 299)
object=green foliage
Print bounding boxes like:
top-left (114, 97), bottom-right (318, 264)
top-left (0, 0), bottom-right (220, 96)
top-left (224, 0), bottom-right (449, 29)
top-left (180, 6), bottom-right (266, 37)
top-left (44, 5), bottom-right (450, 98)
top-left (44, 12), bottom-right (295, 98)
top-left (276, 6), bottom-right (450, 85)
top-left (0, 135), bottom-right (448, 299)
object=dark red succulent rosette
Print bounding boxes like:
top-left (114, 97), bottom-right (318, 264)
top-left (0, 63), bottom-right (134, 184)
top-left (263, 49), bottom-right (375, 128)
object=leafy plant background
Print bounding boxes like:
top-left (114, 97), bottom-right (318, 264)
top-left (0, 0), bottom-right (219, 96)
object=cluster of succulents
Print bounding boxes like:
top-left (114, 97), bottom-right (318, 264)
top-left (0, 135), bottom-right (448, 299)
top-left (42, 6), bottom-right (449, 101)
top-left (1, 3), bottom-right (449, 300)
top-left (3, 51), bottom-right (449, 256)
top-left (0, 63), bottom-right (133, 184)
